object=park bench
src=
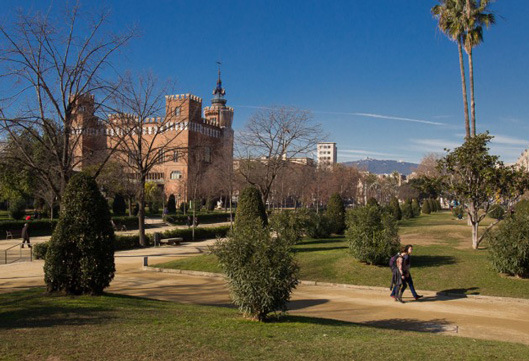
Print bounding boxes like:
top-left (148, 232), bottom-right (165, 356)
top-left (6, 229), bottom-right (22, 239)
top-left (160, 237), bottom-right (183, 246)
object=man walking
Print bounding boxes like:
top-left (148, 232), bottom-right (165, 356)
top-left (391, 244), bottom-right (422, 302)
top-left (21, 216), bottom-right (32, 248)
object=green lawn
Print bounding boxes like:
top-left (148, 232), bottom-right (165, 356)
top-left (1, 288), bottom-right (529, 361)
top-left (155, 211), bottom-right (529, 299)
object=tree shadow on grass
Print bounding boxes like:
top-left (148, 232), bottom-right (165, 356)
top-left (297, 237), bottom-right (345, 246)
top-left (293, 246), bottom-right (348, 253)
top-left (412, 255), bottom-right (457, 268)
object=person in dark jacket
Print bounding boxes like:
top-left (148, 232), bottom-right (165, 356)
top-left (391, 244), bottom-right (422, 301)
top-left (21, 218), bottom-right (31, 248)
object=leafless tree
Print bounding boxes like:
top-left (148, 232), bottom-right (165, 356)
top-left (237, 106), bottom-right (323, 205)
top-left (109, 72), bottom-right (187, 246)
top-left (0, 4), bottom-right (134, 205)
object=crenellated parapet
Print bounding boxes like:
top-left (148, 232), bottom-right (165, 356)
top-left (165, 94), bottom-right (202, 103)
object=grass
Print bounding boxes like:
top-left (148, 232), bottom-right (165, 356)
top-left (155, 211), bottom-right (529, 299)
top-left (1, 288), bottom-right (529, 361)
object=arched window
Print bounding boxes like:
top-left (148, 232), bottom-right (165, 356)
top-left (170, 171), bottom-right (183, 180)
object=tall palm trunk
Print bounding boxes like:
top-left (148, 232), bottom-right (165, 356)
top-left (468, 47), bottom-right (476, 137)
top-left (457, 37), bottom-right (471, 139)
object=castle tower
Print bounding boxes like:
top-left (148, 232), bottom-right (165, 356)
top-left (71, 94), bottom-right (106, 170)
top-left (204, 68), bottom-right (234, 129)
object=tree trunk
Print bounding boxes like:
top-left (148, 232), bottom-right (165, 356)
top-left (458, 39), bottom-right (470, 139)
top-left (471, 220), bottom-right (479, 250)
top-left (468, 47), bottom-right (476, 137)
top-left (138, 176), bottom-right (147, 247)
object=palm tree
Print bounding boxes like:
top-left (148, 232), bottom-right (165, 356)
top-left (463, 0), bottom-right (495, 137)
top-left (432, 0), bottom-right (470, 138)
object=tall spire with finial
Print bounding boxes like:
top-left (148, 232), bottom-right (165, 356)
top-left (212, 61), bottom-right (226, 105)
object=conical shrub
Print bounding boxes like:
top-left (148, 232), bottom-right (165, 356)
top-left (326, 193), bottom-right (346, 234)
top-left (44, 173), bottom-right (115, 295)
top-left (235, 186), bottom-right (267, 228)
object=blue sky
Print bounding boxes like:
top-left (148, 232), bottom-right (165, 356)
top-left (3, 0), bottom-right (529, 164)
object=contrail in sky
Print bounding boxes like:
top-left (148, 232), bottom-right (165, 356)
top-left (233, 105), bottom-right (445, 126)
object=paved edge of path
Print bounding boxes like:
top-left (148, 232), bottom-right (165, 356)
top-left (143, 266), bottom-right (529, 305)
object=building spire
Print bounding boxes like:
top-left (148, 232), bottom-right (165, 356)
top-left (212, 61), bottom-right (226, 105)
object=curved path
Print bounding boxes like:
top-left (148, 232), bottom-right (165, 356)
top-left (2, 236), bottom-right (529, 346)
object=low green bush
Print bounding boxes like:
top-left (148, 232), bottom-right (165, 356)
top-left (164, 212), bottom-right (233, 226)
top-left (488, 204), bottom-right (505, 220)
top-left (33, 242), bottom-right (49, 260)
top-left (488, 212), bottom-right (529, 277)
top-left (212, 219), bottom-right (299, 321)
top-left (269, 211), bottom-right (303, 245)
top-left (515, 200), bottom-right (529, 215)
top-left (346, 205), bottom-right (400, 265)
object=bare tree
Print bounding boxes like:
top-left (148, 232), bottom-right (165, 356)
top-left (109, 72), bottom-right (188, 246)
top-left (0, 4), bottom-right (134, 206)
top-left (237, 106), bottom-right (323, 205)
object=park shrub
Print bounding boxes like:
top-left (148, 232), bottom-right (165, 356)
top-left (167, 195), bottom-right (176, 213)
top-left (366, 197), bottom-right (379, 207)
top-left (44, 173), bottom-right (115, 295)
top-left (204, 197), bottom-right (216, 212)
top-left (8, 198), bottom-right (26, 220)
top-left (488, 204), bottom-right (505, 220)
top-left (421, 200), bottom-right (431, 214)
top-left (346, 205), bottom-right (400, 265)
top-left (326, 193), bottom-right (346, 234)
top-left (411, 199), bottom-right (421, 217)
top-left (164, 212), bottom-right (233, 226)
top-left (179, 202), bottom-right (188, 213)
top-left (33, 242), bottom-right (49, 260)
top-left (269, 211), bottom-right (304, 245)
top-left (212, 218), bottom-right (299, 321)
top-left (112, 194), bottom-right (127, 216)
top-left (235, 186), bottom-right (267, 228)
top-left (389, 197), bottom-right (402, 221)
top-left (428, 199), bottom-right (437, 212)
top-left (488, 212), bottom-right (529, 277)
top-left (515, 200), bottom-right (529, 215)
top-left (401, 203), bottom-right (414, 219)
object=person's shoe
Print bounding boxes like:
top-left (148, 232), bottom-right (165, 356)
top-left (397, 297), bottom-right (405, 304)
top-left (28, 245), bottom-right (32, 248)
top-left (414, 295), bottom-right (423, 300)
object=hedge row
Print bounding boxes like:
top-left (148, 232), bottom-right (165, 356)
top-left (0, 216), bottom-right (138, 240)
top-left (164, 212), bottom-right (233, 225)
top-left (34, 225), bottom-right (231, 258)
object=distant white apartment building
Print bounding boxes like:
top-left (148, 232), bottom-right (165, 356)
top-left (317, 142), bottom-right (337, 166)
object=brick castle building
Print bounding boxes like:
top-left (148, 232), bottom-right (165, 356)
top-left (72, 72), bottom-right (234, 204)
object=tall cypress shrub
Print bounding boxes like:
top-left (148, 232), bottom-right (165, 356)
top-left (167, 194), bottom-right (176, 213)
top-left (235, 186), bottom-right (267, 228)
top-left (411, 199), bottom-right (421, 217)
top-left (44, 173), bottom-right (115, 295)
top-left (326, 193), bottom-right (346, 234)
top-left (422, 200), bottom-right (431, 214)
top-left (389, 197), bottom-right (402, 221)
top-left (112, 194), bottom-right (127, 216)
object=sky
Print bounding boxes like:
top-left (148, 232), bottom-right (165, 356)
top-left (2, 0), bottom-right (529, 164)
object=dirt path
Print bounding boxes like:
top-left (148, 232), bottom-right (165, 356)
top-left (2, 239), bottom-right (529, 346)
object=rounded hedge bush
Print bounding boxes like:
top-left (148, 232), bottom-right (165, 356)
top-left (235, 186), bottom-right (267, 228)
top-left (8, 198), bottom-right (26, 220)
top-left (515, 200), bottom-right (529, 215)
top-left (346, 205), bottom-right (400, 265)
top-left (488, 212), bottom-right (529, 277)
top-left (326, 193), bottom-right (346, 234)
top-left (401, 203), bottom-right (414, 219)
top-left (44, 173), bottom-right (115, 295)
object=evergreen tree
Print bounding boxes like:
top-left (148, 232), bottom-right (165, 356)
top-left (389, 197), bottom-right (402, 221)
top-left (422, 199), bottom-right (431, 214)
top-left (112, 194), bottom-right (127, 216)
top-left (366, 197), bottom-right (379, 207)
top-left (235, 186), bottom-right (267, 228)
top-left (44, 173), bottom-right (115, 295)
top-left (411, 198), bottom-right (421, 217)
top-left (8, 198), bottom-right (26, 220)
top-left (167, 195), bottom-right (176, 213)
top-left (326, 193), bottom-right (346, 234)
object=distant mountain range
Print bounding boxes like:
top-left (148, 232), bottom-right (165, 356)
top-left (341, 158), bottom-right (418, 175)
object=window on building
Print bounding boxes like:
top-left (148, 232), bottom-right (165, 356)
top-left (174, 107), bottom-right (181, 116)
top-left (170, 171), bottom-right (183, 180)
top-left (173, 151), bottom-right (179, 162)
top-left (158, 151), bottom-right (165, 164)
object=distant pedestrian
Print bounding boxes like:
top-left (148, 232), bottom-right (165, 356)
top-left (186, 216), bottom-right (192, 227)
top-left (390, 247), bottom-right (406, 303)
top-left (21, 218), bottom-right (32, 248)
top-left (193, 217), bottom-right (199, 227)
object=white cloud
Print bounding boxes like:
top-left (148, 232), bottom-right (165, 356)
top-left (491, 134), bottom-right (528, 146)
top-left (340, 149), bottom-right (400, 157)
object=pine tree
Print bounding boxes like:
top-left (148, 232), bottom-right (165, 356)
top-left (44, 173), bottom-right (115, 295)
top-left (389, 197), bottom-right (402, 221)
top-left (422, 199), bottom-right (431, 214)
top-left (326, 193), bottom-right (346, 234)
